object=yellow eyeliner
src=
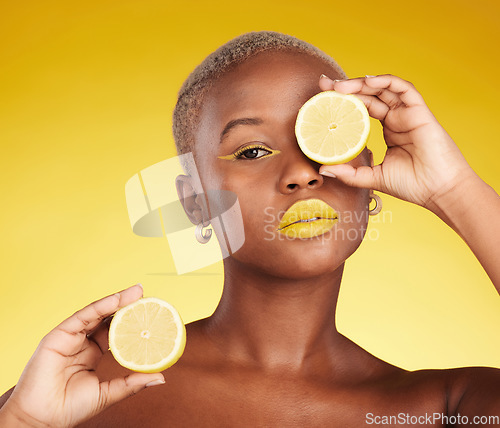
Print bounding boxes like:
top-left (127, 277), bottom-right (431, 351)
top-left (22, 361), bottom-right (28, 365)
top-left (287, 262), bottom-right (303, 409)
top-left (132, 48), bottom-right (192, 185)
top-left (218, 145), bottom-right (281, 160)
top-left (218, 153), bottom-right (242, 160)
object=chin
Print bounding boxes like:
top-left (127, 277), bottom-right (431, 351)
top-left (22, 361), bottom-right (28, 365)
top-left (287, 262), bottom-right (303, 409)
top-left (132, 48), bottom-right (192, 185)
top-left (278, 257), bottom-right (344, 280)
top-left (235, 239), bottom-right (354, 281)
top-left (279, 244), bottom-right (348, 279)
top-left (227, 222), bottom-right (365, 279)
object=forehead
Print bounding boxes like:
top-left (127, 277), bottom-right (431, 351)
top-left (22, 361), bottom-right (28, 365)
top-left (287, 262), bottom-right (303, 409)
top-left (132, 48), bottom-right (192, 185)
top-left (195, 51), bottom-right (343, 145)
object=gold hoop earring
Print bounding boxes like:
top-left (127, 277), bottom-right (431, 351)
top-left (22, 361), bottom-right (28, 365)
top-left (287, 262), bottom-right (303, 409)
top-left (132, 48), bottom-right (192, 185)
top-left (195, 223), bottom-right (212, 244)
top-left (369, 193), bottom-right (382, 216)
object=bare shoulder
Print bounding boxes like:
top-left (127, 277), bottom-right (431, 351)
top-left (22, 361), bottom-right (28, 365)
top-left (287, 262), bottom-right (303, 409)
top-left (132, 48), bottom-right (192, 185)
top-left (399, 365), bottom-right (500, 418)
top-left (72, 322), bottom-right (500, 426)
top-left (443, 366), bottom-right (500, 417)
top-left (347, 341), bottom-right (500, 415)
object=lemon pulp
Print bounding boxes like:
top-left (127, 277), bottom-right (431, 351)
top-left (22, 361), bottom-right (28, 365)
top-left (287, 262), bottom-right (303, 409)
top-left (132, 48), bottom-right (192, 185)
top-left (295, 91), bottom-right (370, 165)
top-left (109, 297), bottom-right (186, 373)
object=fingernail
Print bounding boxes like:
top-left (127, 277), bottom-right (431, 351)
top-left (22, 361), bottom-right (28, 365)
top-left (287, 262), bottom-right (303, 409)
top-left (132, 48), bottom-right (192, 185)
top-left (365, 75), bottom-right (376, 78)
top-left (333, 79), bottom-right (344, 83)
top-left (320, 74), bottom-right (330, 79)
top-left (114, 293), bottom-right (121, 299)
top-left (320, 171), bottom-right (336, 178)
top-left (146, 379), bottom-right (165, 387)
top-left (136, 283), bottom-right (143, 289)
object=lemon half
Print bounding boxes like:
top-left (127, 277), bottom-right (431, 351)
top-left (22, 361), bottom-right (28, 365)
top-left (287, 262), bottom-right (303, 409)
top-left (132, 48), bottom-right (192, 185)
top-left (295, 91), bottom-right (370, 165)
top-left (109, 297), bottom-right (186, 373)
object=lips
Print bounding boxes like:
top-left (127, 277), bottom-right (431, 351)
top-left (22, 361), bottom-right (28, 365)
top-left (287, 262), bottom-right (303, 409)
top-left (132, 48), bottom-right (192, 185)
top-left (278, 199), bottom-right (338, 239)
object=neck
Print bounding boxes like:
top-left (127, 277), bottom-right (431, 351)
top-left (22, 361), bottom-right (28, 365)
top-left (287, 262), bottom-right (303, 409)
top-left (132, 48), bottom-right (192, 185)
top-left (205, 258), bottom-right (352, 373)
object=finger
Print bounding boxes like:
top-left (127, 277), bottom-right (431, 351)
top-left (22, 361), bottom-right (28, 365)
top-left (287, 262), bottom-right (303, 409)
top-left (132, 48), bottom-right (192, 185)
top-left (355, 78), bottom-right (405, 110)
top-left (330, 78), bottom-right (404, 111)
top-left (355, 94), bottom-right (390, 121)
top-left (319, 74), bottom-right (338, 91)
top-left (58, 284), bottom-right (143, 335)
top-left (86, 316), bottom-right (112, 354)
top-left (325, 75), bottom-right (424, 109)
top-left (383, 128), bottom-right (413, 147)
top-left (327, 76), bottom-right (370, 94)
top-left (319, 75), bottom-right (390, 121)
top-left (97, 373), bottom-right (165, 412)
top-left (363, 74), bottom-right (425, 107)
top-left (42, 284), bottom-right (143, 354)
top-left (320, 164), bottom-right (384, 191)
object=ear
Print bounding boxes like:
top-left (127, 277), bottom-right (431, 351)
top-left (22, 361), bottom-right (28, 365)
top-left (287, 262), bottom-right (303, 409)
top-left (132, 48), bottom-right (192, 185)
top-left (175, 174), bottom-right (209, 226)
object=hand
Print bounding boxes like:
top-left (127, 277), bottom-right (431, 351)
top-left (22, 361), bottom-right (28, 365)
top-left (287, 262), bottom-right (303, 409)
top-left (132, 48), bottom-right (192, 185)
top-left (0, 284), bottom-right (165, 427)
top-left (318, 74), bottom-right (477, 210)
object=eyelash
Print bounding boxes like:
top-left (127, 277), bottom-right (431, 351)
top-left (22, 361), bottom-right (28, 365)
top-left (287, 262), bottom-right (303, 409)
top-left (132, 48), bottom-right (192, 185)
top-left (218, 144), bottom-right (280, 161)
top-left (234, 144), bottom-right (273, 160)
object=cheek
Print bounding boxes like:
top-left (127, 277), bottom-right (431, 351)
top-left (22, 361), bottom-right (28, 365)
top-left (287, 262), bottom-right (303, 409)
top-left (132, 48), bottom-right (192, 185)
top-left (204, 170), bottom-right (274, 252)
top-left (334, 187), bottom-right (370, 245)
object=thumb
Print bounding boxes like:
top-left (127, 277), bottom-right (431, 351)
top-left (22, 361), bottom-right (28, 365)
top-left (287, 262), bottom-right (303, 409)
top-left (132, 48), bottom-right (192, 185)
top-left (98, 373), bottom-right (165, 410)
top-left (319, 164), bottom-right (382, 190)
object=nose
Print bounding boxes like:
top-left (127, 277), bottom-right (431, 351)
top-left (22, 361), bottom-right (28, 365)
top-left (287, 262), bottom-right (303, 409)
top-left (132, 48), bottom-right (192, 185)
top-left (278, 148), bottom-right (324, 194)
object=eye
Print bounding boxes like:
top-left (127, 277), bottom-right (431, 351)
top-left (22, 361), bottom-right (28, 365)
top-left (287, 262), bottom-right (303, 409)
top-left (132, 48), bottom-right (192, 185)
top-left (235, 146), bottom-right (272, 160)
top-left (218, 144), bottom-right (280, 161)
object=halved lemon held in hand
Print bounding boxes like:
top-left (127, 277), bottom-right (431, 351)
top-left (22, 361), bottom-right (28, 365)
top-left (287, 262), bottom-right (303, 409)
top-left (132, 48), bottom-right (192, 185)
top-left (109, 297), bottom-right (186, 373)
top-left (295, 91), bottom-right (370, 165)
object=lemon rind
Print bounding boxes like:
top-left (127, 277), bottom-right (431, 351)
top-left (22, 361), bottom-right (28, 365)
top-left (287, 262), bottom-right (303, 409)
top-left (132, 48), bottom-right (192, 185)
top-left (295, 91), bottom-right (370, 165)
top-left (109, 297), bottom-right (186, 373)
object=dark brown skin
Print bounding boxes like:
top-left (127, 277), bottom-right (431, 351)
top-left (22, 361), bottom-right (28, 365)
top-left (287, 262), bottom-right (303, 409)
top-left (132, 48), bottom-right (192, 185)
top-left (1, 51), bottom-right (499, 427)
top-left (73, 328), bottom-right (495, 427)
top-left (79, 51), bottom-right (500, 426)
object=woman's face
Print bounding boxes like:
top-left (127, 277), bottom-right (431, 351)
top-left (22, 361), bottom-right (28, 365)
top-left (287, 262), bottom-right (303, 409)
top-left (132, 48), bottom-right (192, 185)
top-left (193, 50), bottom-right (370, 279)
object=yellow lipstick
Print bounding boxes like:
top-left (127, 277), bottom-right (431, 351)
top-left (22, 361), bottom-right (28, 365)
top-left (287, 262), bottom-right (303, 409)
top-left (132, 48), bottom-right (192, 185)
top-left (278, 199), bottom-right (338, 239)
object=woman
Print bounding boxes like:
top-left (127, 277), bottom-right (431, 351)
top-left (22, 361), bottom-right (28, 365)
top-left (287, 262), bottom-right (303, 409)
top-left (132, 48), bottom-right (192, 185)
top-left (1, 31), bottom-right (499, 427)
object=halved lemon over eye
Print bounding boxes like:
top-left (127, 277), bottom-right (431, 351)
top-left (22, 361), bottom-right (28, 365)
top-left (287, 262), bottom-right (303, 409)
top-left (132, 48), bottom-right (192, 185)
top-left (295, 91), bottom-right (370, 165)
top-left (109, 297), bottom-right (186, 373)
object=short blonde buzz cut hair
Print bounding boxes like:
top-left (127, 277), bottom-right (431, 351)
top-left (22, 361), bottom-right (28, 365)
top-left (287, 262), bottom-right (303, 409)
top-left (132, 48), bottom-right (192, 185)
top-left (172, 31), bottom-right (347, 156)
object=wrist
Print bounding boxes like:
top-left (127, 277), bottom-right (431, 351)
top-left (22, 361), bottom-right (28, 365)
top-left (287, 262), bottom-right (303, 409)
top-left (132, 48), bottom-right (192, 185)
top-left (423, 170), bottom-right (487, 230)
top-left (0, 402), bottom-right (50, 428)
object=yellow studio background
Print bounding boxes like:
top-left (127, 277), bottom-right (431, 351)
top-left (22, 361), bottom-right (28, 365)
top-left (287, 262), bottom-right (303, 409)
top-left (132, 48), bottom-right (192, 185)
top-left (1, 0), bottom-right (499, 392)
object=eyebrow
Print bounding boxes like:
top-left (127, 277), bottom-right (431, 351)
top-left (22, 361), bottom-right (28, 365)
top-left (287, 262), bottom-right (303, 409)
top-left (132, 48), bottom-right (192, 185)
top-left (219, 117), bottom-right (263, 143)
